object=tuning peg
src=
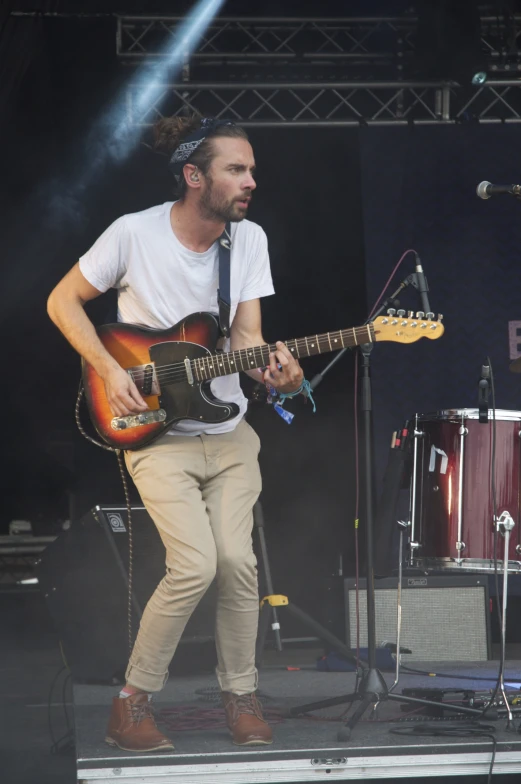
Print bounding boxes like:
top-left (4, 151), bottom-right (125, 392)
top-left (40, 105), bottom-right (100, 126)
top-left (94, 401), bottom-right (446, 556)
top-left (437, 313), bottom-right (444, 322)
top-left (416, 311), bottom-right (425, 319)
top-left (426, 312), bottom-right (434, 321)
top-left (408, 310), bottom-right (414, 318)
top-left (396, 309), bottom-right (406, 317)
top-left (387, 308), bottom-right (396, 316)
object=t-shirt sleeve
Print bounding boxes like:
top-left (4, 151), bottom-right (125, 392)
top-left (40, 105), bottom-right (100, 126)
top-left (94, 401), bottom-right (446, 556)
top-left (78, 215), bottom-right (128, 293)
top-left (239, 226), bottom-right (275, 303)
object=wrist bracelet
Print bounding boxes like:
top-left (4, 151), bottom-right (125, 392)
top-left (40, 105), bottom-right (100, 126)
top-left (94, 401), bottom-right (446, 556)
top-left (278, 379), bottom-right (316, 410)
top-left (266, 377), bottom-right (317, 424)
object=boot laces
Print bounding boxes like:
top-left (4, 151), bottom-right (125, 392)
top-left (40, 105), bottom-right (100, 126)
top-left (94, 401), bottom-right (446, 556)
top-left (234, 693), bottom-right (263, 719)
top-left (128, 700), bottom-right (155, 725)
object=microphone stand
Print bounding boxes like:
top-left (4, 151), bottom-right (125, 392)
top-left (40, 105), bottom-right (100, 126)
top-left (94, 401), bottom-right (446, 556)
top-left (288, 271), bottom-right (489, 737)
top-left (308, 271), bottom-right (426, 392)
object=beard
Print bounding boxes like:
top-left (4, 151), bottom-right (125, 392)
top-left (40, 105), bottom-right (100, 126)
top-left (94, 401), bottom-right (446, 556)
top-left (198, 177), bottom-right (250, 223)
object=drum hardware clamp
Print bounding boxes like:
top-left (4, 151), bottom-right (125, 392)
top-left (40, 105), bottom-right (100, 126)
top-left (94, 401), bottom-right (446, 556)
top-left (495, 510), bottom-right (515, 533)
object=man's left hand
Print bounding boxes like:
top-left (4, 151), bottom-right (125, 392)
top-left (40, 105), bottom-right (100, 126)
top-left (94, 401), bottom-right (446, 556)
top-left (264, 341), bottom-right (304, 394)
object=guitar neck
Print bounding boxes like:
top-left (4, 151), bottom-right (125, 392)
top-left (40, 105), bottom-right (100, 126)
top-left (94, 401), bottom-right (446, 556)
top-left (193, 324), bottom-right (375, 381)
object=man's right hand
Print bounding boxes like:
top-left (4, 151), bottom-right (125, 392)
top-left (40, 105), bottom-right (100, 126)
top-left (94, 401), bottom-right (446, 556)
top-left (102, 365), bottom-right (149, 417)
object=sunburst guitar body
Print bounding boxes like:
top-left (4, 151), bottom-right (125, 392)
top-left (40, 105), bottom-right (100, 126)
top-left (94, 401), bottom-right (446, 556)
top-left (82, 310), bottom-right (445, 450)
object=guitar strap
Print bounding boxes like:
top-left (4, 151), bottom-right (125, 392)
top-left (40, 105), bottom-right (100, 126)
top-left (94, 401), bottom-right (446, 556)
top-left (217, 222), bottom-right (232, 338)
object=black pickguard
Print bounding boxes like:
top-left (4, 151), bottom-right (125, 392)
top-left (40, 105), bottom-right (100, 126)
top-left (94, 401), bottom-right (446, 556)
top-left (149, 341), bottom-right (240, 426)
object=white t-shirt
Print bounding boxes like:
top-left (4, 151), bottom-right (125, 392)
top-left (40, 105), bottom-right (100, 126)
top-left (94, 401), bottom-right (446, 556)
top-left (79, 201), bottom-right (275, 435)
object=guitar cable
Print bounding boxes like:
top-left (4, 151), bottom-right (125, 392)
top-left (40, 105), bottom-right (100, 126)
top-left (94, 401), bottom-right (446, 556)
top-left (75, 382), bottom-right (136, 657)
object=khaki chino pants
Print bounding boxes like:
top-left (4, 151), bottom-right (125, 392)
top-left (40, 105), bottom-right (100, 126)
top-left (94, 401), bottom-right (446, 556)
top-left (124, 418), bottom-right (262, 694)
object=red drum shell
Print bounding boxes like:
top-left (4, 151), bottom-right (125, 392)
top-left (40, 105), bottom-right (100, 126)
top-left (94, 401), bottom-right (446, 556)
top-left (410, 409), bottom-right (521, 572)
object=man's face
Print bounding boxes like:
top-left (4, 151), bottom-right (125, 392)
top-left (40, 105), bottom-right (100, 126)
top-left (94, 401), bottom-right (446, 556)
top-left (198, 137), bottom-right (257, 223)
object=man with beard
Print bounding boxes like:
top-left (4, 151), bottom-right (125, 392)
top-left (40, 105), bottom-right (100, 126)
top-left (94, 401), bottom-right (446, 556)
top-left (47, 115), bottom-right (304, 752)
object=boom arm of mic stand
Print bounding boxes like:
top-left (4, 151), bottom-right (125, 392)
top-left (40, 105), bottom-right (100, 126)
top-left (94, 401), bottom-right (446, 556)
top-left (309, 279), bottom-right (412, 391)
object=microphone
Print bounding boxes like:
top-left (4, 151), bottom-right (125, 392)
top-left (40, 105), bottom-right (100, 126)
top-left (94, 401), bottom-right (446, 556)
top-left (414, 255), bottom-right (432, 316)
top-left (476, 181), bottom-right (521, 200)
top-left (478, 362), bottom-right (490, 424)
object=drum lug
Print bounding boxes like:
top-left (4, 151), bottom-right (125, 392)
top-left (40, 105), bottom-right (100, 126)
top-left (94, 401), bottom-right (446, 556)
top-left (409, 541), bottom-right (420, 550)
top-left (456, 541), bottom-right (466, 551)
top-left (458, 426), bottom-right (468, 436)
top-left (516, 545), bottom-right (521, 555)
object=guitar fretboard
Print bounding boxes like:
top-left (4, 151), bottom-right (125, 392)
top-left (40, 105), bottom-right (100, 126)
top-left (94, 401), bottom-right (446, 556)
top-left (191, 324), bottom-right (375, 381)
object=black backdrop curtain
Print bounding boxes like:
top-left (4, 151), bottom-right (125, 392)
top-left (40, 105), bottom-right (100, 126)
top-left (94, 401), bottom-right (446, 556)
top-left (0, 1), bottom-right (49, 126)
top-left (360, 124), bottom-right (521, 483)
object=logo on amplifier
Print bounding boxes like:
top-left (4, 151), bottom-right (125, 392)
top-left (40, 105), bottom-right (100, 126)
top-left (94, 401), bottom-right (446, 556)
top-left (407, 578), bottom-right (428, 587)
top-left (107, 512), bottom-right (127, 533)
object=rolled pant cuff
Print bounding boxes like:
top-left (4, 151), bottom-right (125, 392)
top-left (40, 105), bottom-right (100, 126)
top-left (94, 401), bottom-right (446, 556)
top-left (216, 667), bottom-right (259, 695)
top-left (125, 664), bottom-right (169, 693)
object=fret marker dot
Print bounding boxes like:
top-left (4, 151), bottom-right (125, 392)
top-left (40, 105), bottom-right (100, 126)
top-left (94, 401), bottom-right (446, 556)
top-left (311, 343), bottom-right (315, 348)
top-left (334, 339), bottom-right (338, 343)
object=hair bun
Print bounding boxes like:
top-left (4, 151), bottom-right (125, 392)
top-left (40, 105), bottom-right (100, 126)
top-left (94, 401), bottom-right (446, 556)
top-left (152, 114), bottom-right (202, 155)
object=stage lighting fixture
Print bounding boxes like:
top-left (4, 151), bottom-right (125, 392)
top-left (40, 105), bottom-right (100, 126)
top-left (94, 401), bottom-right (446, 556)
top-left (471, 71), bottom-right (487, 85)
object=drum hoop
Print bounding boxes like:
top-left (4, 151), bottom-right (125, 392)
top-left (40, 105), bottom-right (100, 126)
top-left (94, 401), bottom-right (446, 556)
top-left (416, 408), bottom-right (521, 422)
top-left (412, 556), bottom-right (521, 574)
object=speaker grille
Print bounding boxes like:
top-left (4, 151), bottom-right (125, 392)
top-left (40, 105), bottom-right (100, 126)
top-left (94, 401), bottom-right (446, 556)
top-left (345, 578), bottom-right (489, 661)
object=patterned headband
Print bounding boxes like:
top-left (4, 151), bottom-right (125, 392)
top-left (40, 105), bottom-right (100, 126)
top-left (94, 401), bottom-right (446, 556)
top-left (168, 118), bottom-right (236, 178)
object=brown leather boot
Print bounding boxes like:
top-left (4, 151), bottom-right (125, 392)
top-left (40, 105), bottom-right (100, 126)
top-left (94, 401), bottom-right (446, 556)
top-left (221, 691), bottom-right (273, 746)
top-left (105, 693), bottom-right (175, 752)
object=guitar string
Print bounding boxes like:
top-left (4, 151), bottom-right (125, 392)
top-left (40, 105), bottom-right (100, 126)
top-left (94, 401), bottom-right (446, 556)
top-left (128, 339), bottom-right (364, 385)
top-left (126, 327), bottom-right (376, 386)
top-left (128, 326), bottom-right (377, 385)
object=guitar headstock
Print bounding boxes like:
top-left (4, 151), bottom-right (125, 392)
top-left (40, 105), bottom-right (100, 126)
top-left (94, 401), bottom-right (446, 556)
top-left (373, 310), bottom-right (445, 344)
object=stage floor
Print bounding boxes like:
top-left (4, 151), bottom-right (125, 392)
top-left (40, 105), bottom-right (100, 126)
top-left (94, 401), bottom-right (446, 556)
top-left (75, 658), bottom-right (521, 783)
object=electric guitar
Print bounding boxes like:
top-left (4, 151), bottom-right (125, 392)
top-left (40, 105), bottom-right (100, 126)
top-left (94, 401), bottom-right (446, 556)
top-left (82, 310), bottom-right (444, 450)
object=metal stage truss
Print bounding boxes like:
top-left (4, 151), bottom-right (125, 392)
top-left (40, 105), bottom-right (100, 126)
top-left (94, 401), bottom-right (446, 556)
top-left (126, 80), bottom-right (521, 127)
top-left (117, 16), bottom-right (416, 72)
top-left (117, 15), bottom-right (521, 126)
top-left (117, 15), bottom-right (521, 77)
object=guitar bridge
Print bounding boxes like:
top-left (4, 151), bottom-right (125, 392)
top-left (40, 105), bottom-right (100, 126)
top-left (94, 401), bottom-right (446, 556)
top-left (111, 409), bottom-right (167, 430)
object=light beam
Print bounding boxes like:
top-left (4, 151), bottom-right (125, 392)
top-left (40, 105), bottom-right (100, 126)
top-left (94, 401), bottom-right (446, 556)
top-left (47, 0), bottom-right (226, 227)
